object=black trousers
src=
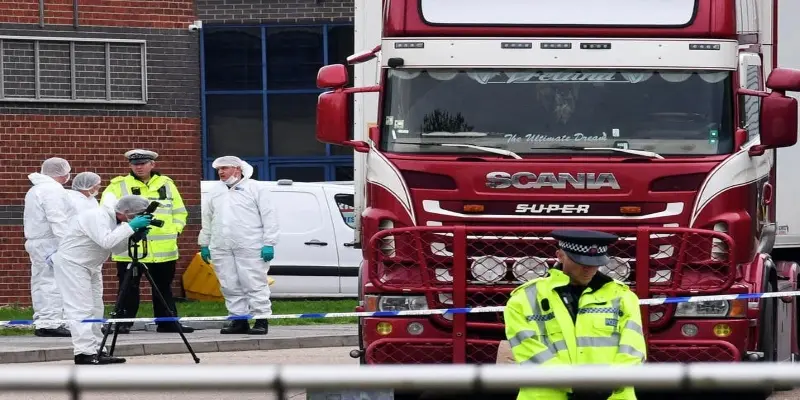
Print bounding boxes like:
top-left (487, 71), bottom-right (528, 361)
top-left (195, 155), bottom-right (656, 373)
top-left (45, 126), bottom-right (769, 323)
top-left (115, 260), bottom-right (178, 328)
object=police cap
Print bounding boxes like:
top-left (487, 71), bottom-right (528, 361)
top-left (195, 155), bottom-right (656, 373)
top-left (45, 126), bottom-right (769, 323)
top-left (551, 229), bottom-right (619, 267)
top-left (124, 149), bottom-right (158, 165)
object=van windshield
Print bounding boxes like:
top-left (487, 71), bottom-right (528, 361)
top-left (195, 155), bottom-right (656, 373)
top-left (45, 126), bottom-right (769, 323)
top-left (380, 68), bottom-right (734, 156)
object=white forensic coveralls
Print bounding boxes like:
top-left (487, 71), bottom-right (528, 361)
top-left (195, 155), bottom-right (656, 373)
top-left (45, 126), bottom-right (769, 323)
top-left (52, 205), bottom-right (135, 356)
top-left (67, 190), bottom-right (99, 211)
top-left (198, 161), bottom-right (280, 316)
top-left (23, 172), bottom-right (74, 330)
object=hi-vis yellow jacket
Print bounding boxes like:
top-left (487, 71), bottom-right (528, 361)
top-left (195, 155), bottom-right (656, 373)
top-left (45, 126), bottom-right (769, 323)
top-left (101, 173), bottom-right (187, 263)
top-left (504, 269), bottom-right (647, 400)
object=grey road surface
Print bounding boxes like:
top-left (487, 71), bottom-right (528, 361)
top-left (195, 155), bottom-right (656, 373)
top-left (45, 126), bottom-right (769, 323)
top-left (0, 347), bottom-right (798, 399)
top-left (0, 347), bottom-right (354, 400)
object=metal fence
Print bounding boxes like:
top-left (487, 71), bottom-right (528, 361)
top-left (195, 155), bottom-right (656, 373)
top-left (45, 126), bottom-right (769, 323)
top-left (0, 363), bottom-right (796, 398)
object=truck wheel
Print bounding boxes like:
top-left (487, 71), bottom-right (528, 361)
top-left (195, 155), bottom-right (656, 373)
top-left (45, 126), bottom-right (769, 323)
top-left (357, 266), bottom-right (366, 365)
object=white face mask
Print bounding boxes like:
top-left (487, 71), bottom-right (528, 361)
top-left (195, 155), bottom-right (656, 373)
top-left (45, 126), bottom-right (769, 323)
top-left (89, 190), bottom-right (99, 197)
top-left (223, 175), bottom-right (240, 186)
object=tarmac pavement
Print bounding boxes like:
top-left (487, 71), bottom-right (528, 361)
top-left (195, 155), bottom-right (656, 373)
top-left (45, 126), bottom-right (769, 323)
top-left (0, 323), bottom-right (358, 363)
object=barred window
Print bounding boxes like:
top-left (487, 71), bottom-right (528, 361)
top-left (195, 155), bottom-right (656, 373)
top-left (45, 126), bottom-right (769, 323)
top-left (0, 36), bottom-right (147, 104)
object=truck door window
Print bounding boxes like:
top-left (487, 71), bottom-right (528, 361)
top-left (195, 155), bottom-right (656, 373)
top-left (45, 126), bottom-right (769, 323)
top-left (334, 194), bottom-right (356, 229)
top-left (739, 64), bottom-right (763, 142)
top-left (271, 191), bottom-right (323, 234)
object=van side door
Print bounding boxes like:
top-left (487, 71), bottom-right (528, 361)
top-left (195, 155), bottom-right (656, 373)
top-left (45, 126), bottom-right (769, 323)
top-left (269, 185), bottom-right (340, 296)
top-left (322, 186), bottom-right (361, 296)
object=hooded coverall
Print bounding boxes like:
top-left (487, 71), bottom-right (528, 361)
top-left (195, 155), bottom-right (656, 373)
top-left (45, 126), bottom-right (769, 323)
top-left (52, 205), bottom-right (137, 356)
top-left (23, 172), bottom-right (74, 330)
top-left (197, 161), bottom-right (280, 317)
top-left (504, 269), bottom-right (647, 400)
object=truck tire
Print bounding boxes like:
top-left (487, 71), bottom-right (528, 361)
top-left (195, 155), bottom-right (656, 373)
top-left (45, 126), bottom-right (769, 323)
top-left (357, 265), bottom-right (366, 365)
top-left (750, 275), bottom-right (779, 399)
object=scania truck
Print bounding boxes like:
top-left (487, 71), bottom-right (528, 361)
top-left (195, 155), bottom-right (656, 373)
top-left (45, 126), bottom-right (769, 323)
top-left (316, 0), bottom-right (800, 397)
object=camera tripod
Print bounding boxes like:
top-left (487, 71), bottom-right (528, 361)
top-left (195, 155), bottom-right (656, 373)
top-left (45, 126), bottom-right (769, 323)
top-left (98, 228), bottom-right (200, 363)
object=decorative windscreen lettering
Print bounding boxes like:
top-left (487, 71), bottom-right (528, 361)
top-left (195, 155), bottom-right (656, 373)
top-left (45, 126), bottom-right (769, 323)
top-left (506, 133), bottom-right (610, 143)
top-left (420, 0), bottom-right (697, 26)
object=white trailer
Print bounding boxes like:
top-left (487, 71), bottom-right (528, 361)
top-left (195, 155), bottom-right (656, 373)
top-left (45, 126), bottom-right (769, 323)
top-left (773, 0), bottom-right (800, 253)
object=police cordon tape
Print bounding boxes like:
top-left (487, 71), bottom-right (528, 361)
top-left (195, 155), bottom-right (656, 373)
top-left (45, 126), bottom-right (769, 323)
top-left (2, 290), bottom-right (799, 327)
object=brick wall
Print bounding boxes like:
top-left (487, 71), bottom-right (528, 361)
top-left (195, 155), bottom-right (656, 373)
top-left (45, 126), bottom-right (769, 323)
top-left (0, 1), bottom-right (200, 306)
top-left (0, 1), bottom-right (195, 29)
top-left (196, 0), bottom-right (354, 24)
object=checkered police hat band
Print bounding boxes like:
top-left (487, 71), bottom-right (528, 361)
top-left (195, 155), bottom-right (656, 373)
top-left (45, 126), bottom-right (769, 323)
top-left (559, 241), bottom-right (608, 255)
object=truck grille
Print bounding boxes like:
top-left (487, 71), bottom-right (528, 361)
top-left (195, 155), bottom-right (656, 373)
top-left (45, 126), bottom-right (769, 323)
top-left (368, 225), bottom-right (736, 330)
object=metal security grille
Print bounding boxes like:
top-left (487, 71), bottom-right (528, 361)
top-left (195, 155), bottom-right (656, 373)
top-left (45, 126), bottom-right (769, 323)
top-left (0, 36), bottom-right (147, 104)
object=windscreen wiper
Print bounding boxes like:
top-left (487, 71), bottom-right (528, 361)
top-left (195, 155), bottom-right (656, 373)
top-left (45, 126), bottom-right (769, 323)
top-left (544, 146), bottom-right (664, 159)
top-left (394, 141), bottom-right (523, 159)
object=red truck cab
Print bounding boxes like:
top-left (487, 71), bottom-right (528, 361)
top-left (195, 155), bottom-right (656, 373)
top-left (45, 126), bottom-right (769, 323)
top-left (317, 0), bottom-right (800, 397)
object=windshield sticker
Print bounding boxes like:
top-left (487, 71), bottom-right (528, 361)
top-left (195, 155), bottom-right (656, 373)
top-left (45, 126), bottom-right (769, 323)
top-left (393, 119), bottom-right (405, 129)
top-left (505, 132), bottom-right (609, 143)
top-left (614, 141), bottom-right (629, 149)
top-left (385, 116), bottom-right (394, 126)
top-left (612, 128), bottom-right (620, 137)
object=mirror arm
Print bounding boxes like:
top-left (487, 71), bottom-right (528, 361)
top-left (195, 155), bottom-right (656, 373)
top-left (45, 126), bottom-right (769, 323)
top-left (342, 85), bottom-right (381, 94)
top-left (343, 140), bottom-right (370, 153)
top-left (737, 88), bottom-right (769, 97)
top-left (748, 144), bottom-right (767, 157)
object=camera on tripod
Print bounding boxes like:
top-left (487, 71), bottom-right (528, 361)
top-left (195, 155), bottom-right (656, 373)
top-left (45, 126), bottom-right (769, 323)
top-left (129, 201), bottom-right (163, 243)
top-left (139, 201), bottom-right (164, 228)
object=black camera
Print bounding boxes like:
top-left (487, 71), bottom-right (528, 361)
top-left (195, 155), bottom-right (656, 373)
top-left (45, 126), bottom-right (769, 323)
top-left (139, 201), bottom-right (165, 228)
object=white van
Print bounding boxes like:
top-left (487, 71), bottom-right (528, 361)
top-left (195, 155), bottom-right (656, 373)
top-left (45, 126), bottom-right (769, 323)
top-left (199, 179), bottom-right (360, 298)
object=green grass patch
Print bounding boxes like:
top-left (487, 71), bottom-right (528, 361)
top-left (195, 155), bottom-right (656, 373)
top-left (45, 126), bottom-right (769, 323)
top-left (0, 299), bottom-right (358, 336)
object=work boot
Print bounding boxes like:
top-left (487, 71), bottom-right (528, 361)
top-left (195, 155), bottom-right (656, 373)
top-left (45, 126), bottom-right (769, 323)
top-left (156, 323), bottom-right (195, 333)
top-left (35, 326), bottom-right (71, 337)
top-left (74, 353), bottom-right (124, 365)
top-left (248, 319), bottom-right (269, 335)
top-left (220, 320), bottom-right (249, 334)
top-left (99, 350), bottom-right (127, 364)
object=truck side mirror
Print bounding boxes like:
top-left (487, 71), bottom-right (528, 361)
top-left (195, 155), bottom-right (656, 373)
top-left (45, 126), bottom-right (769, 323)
top-left (317, 64), bottom-right (349, 89)
top-left (751, 68), bottom-right (800, 155)
top-left (317, 90), bottom-right (351, 145)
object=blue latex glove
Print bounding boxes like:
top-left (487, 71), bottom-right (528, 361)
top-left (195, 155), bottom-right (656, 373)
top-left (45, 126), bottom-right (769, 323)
top-left (128, 215), bottom-right (152, 230)
top-left (200, 246), bottom-right (211, 263)
top-left (261, 246), bottom-right (274, 262)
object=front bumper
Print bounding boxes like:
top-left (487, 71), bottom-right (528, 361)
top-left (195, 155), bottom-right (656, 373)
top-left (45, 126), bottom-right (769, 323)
top-left (361, 317), bottom-right (752, 364)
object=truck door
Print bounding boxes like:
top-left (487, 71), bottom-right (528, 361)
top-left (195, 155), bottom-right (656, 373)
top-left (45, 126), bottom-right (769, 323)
top-left (269, 185), bottom-right (340, 296)
top-left (322, 186), bottom-right (361, 295)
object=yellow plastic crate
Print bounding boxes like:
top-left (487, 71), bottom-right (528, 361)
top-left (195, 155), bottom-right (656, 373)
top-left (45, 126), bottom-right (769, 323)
top-left (182, 252), bottom-right (275, 302)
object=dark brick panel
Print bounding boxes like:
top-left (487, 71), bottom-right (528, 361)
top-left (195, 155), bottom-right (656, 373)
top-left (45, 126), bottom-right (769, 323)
top-left (197, 0), bottom-right (354, 24)
top-left (0, 25), bottom-right (200, 118)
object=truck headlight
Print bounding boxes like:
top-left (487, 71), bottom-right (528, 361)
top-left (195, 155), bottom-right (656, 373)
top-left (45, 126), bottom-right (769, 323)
top-left (512, 257), bottom-right (549, 282)
top-left (471, 256), bottom-right (506, 283)
top-left (376, 295), bottom-right (428, 312)
top-left (675, 300), bottom-right (729, 317)
top-left (600, 257), bottom-right (630, 281)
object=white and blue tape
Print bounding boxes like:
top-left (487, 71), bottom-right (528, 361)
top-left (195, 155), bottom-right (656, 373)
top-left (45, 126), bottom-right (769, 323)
top-left (2, 290), bottom-right (799, 327)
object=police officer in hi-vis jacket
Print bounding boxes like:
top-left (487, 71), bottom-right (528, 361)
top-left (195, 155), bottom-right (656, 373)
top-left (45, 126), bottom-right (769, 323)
top-left (504, 230), bottom-right (647, 400)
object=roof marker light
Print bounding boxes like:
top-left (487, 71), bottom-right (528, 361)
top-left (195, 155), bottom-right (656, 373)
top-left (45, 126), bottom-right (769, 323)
top-left (501, 42), bottom-right (532, 49)
top-left (689, 43), bottom-right (721, 50)
top-left (580, 43), bottom-right (611, 50)
top-left (540, 42), bottom-right (572, 49)
top-left (394, 42), bottom-right (424, 49)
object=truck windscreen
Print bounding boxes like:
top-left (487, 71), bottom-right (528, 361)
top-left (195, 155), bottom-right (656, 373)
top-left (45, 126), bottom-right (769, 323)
top-left (381, 69), bottom-right (734, 156)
